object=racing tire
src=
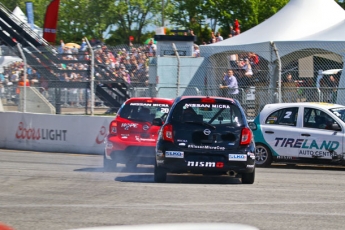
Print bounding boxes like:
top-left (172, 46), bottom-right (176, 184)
top-left (242, 169), bottom-right (255, 184)
top-left (154, 162), bottom-right (167, 183)
top-left (255, 143), bottom-right (272, 167)
top-left (103, 151), bottom-right (116, 172)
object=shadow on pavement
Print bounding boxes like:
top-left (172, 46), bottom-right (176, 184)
top-left (115, 174), bottom-right (242, 184)
top-left (271, 163), bottom-right (345, 171)
top-left (74, 165), bottom-right (154, 173)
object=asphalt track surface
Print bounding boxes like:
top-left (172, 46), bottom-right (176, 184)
top-left (1, 150), bottom-right (345, 230)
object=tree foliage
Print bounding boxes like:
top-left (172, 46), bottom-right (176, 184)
top-left (1, 0), bottom-right (344, 46)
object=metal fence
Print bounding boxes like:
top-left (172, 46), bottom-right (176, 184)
top-left (2, 41), bottom-right (345, 118)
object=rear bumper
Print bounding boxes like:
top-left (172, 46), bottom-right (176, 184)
top-left (105, 136), bottom-right (156, 156)
top-left (156, 151), bottom-right (255, 174)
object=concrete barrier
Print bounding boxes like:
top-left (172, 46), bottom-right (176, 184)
top-left (0, 111), bottom-right (114, 154)
top-left (0, 98), bottom-right (3, 112)
top-left (18, 87), bottom-right (56, 114)
top-left (70, 223), bottom-right (260, 230)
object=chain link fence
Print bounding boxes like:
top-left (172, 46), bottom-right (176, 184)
top-left (1, 43), bottom-right (153, 113)
top-left (2, 41), bottom-right (345, 118)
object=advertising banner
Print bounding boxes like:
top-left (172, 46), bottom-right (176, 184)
top-left (0, 112), bottom-right (113, 155)
top-left (25, 2), bottom-right (34, 30)
top-left (43, 0), bottom-right (60, 42)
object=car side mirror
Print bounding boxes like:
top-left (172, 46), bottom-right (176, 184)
top-left (248, 121), bottom-right (257, 130)
top-left (332, 123), bottom-right (342, 131)
top-left (152, 118), bottom-right (163, 126)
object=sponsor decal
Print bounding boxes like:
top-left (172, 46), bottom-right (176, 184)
top-left (187, 161), bottom-right (224, 168)
top-left (129, 103), bottom-right (169, 107)
top-left (121, 123), bottom-right (138, 130)
top-left (216, 162), bottom-right (224, 168)
top-left (298, 150), bottom-right (336, 157)
top-left (179, 143), bottom-right (186, 146)
top-left (203, 129), bottom-right (211, 135)
top-left (229, 154), bottom-right (247, 161)
top-left (274, 138), bottom-right (339, 151)
top-left (143, 125), bottom-right (149, 130)
top-left (246, 164), bottom-right (254, 168)
top-left (121, 134), bottom-right (129, 139)
top-left (274, 137), bottom-right (340, 156)
top-left (15, 122), bottom-right (67, 141)
top-left (177, 139), bottom-right (187, 143)
top-left (95, 126), bottom-right (107, 144)
top-left (135, 136), bottom-right (155, 142)
top-left (165, 151), bottom-right (184, 158)
top-left (185, 104), bottom-right (231, 109)
top-left (276, 156), bottom-right (294, 160)
top-left (157, 160), bottom-right (164, 164)
top-left (247, 152), bottom-right (256, 160)
top-left (188, 144), bottom-right (225, 150)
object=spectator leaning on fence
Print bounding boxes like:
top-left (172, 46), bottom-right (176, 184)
top-left (220, 69), bottom-right (239, 100)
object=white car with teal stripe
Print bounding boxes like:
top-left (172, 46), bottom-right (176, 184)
top-left (249, 102), bottom-right (345, 167)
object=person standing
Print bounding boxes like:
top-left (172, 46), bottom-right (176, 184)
top-left (58, 40), bottom-right (65, 54)
top-left (283, 73), bottom-right (297, 102)
top-left (328, 75), bottom-right (338, 103)
top-left (80, 38), bottom-right (87, 51)
top-left (220, 69), bottom-right (239, 100)
top-left (16, 73), bottom-right (30, 97)
top-left (216, 32), bottom-right (223, 42)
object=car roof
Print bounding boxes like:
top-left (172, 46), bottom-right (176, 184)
top-left (263, 102), bottom-right (345, 110)
top-left (179, 96), bottom-right (237, 102)
top-left (125, 97), bottom-right (174, 104)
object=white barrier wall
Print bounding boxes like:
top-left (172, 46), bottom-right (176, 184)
top-left (0, 112), bottom-right (114, 154)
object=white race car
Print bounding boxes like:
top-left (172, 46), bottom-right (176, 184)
top-left (249, 102), bottom-right (345, 167)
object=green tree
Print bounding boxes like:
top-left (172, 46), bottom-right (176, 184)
top-left (335, 0), bottom-right (345, 9)
top-left (2, 0), bottom-right (344, 46)
top-left (106, 0), bottom-right (162, 44)
top-left (0, 0), bottom-right (24, 11)
top-left (204, 0), bottom-right (289, 37)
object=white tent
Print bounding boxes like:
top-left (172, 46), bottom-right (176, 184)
top-left (12, 6), bottom-right (42, 37)
top-left (196, 0), bottom-right (345, 105)
top-left (200, 0), bottom-right (345, 60)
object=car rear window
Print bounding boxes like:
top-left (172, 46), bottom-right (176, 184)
top-left (119, 102), bottom-right (171, 122)
top-left (171, 98), bottom-right (244, 126)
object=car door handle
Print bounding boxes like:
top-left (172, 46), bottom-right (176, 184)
top-left (265, 131), bottom-right (274, 134)
top-left (301, 133), bottom-right (311, 136)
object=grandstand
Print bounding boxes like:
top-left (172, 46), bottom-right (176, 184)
top-left (0, 3), bottom-right (145, 114)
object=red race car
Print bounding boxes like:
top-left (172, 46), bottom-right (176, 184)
top-left (104, 97), bottom-right (174, 170)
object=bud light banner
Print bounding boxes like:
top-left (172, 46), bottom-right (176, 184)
top-left (43, 0), bottom-right (60, 42)
top-left (25, 2), bottom-right (34, 30)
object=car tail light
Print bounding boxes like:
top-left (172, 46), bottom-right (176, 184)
top-left (109, 120), bottom-right (117, 136)
top-left (201, 98), bottom-right (215, 103)
top-left (240, 127), bottom-right (252, 145)
top-left (162, 124), bottom-right (173, 142)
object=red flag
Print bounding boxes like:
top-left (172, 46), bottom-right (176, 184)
top-left (43, 0), bottom-right (60, 42)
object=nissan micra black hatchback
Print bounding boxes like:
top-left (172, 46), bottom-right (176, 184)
top-left (154, 96), bottom-right (256, 184)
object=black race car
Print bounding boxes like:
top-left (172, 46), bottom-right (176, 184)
top-left (153, 96), bottom-right (256, 184)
